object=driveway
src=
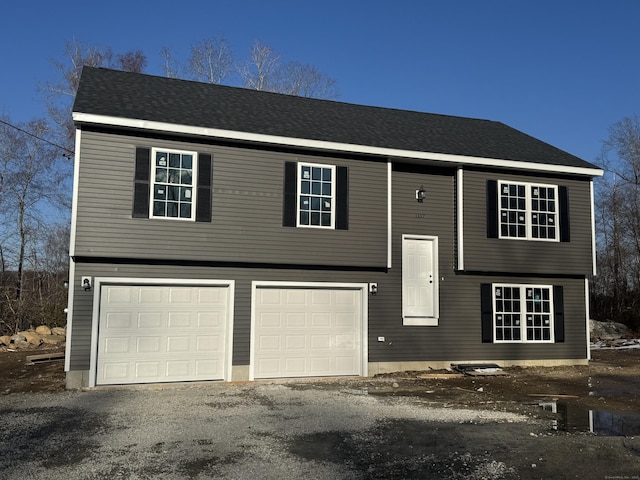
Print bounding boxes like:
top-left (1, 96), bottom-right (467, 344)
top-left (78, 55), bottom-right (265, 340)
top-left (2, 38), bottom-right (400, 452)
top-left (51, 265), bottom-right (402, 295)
top-left (2, 371), bottom-right (640, 480)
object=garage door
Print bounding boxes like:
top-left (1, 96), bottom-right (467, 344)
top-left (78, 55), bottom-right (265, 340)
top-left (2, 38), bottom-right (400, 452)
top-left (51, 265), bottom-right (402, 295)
top-left (96, 284), bottom-right (230, 385)
top-left (253, 286), bottom-right (364, 379)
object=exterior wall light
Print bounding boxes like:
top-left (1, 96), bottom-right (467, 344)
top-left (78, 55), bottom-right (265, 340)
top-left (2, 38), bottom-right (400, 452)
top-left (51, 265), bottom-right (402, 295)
top-left (416, 185), bottom-right (426, 203)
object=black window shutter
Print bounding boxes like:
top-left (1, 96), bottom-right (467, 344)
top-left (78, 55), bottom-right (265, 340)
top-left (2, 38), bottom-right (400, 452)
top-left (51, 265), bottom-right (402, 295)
top-left (553, 285), bottom-right (565, 343)
top-left (283, 162), bottom-right (297, 227)
top-left (196, 153), bottom-right (213, 223)
top-left (559, 186), bottom-right (570, 242)
top-left (486, 180), bottom-right (498, 238)
top-left (336, 166), bottom-right (349, 230)
top-left (480, 283), bottom-right (494, 343)
top-left (132, 147), bottom-right (151, 218)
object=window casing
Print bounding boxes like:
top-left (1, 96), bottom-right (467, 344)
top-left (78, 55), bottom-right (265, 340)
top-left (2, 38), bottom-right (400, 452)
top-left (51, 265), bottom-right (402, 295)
top-left (150, 148), bottom-right (197, 221)
top-left (297, 162), bottom-right (335, 228)
top-left (493, 284), bottom-right (554, 343)
top-left (499, 181), bottom-right (558, 241)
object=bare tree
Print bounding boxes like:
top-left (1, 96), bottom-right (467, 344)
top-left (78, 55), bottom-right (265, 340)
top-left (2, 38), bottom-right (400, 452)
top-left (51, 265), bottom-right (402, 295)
top-left (116, 50), bottom-right (147, 73)
top-left (189, 37), bottom-right (233, 84)
top-left (0, 116), bottom-right (69, 331)
top-left (237, 40), bottom-right (281, 91)
top-left (273, 61), bottom-right (339, 99)
top-left (593, 115), bottom-right (640, 331)
top-left (40, 38), bottom-right (148, 152)
top-left (160, 46), bottom-right (182, 78)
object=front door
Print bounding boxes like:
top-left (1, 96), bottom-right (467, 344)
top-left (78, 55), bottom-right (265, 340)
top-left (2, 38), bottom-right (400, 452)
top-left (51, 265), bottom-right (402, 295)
top-left (402, 235), bottom-right (439, 326)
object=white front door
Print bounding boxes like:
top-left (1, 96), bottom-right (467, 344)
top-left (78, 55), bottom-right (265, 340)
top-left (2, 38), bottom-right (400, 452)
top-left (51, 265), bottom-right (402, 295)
top-left (402, 235), bottom-right (439, 325)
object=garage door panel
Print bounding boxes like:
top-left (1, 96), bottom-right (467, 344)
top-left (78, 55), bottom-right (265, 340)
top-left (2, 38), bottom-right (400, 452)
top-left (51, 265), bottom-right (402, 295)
top-left (105, 312), bottom-right (132, 329)
top-left (253, 287), bottom-right (363, 379)
top-left (97, 284), bottom-right (230, 385)
top-left (137, 336), bottom-right (161, 352)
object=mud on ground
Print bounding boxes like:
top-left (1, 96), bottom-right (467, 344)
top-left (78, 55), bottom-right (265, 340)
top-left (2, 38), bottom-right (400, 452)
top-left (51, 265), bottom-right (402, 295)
top-left (1, 345), bottom-right (639, 414)
top-left (1, 346), bottom-right (640, 479)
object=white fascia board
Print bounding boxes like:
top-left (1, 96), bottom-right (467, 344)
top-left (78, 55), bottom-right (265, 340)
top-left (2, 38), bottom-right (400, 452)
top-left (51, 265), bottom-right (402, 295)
top-left (73, 113), bottom-right (605, 177)
top-left (68, 128), bottom-right (82, 257)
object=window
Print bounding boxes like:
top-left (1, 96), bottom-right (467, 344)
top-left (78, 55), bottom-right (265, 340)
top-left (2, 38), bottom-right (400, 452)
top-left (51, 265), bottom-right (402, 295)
top-left (297, 162), bottom-right (336, 228)
top-left (499, 181), bottom-right (558, 241)
top-left (493, 284), bottom-right (554, 343)
top-left (150, 148), bottom-right (197, 220)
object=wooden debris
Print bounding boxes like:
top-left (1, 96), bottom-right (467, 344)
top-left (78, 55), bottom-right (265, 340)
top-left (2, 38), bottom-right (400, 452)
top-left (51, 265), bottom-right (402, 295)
top-left (527, 393), bottom-right (579, 399)
top-left (25, 352), bottom-right (65, 365)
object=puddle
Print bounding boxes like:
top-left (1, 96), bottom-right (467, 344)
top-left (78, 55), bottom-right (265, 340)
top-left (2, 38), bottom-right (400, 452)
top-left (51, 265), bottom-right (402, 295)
top-left (538, 400), bottom-right (640, 436)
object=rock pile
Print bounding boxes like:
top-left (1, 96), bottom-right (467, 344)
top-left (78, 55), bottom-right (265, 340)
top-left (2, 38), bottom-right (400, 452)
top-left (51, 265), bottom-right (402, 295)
top-left (0, 326), bottom-right (66, 350)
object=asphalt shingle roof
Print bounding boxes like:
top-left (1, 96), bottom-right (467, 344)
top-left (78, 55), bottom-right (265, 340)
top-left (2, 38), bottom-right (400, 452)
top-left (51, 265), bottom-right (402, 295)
top-left (73, 67), bottom-right (598, 171)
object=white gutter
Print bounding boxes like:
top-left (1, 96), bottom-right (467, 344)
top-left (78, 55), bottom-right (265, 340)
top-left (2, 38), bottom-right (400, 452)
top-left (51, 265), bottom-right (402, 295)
top-left (73, 113), bottom-right (605, 177)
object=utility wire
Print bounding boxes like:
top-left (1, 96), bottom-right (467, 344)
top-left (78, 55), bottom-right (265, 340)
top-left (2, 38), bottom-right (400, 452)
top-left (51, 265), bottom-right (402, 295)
top-left (0, 118), bottom-right (74, 156)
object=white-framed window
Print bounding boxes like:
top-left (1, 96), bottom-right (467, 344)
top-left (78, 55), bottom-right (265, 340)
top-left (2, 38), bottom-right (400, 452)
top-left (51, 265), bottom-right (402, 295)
top-left (150, 148), bottom-right (197, 220)
top-left (499, 181), bottom-right (558, 241)
top-left (493, 284), bottom-right (554, 343)
top-left (297, 162), bottom-right (335, 228)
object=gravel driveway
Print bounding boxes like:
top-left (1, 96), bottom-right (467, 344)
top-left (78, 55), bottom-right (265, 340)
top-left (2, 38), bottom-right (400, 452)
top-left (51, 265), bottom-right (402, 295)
top-left (1, 379), bottom-right (639, 479)
top-left (0, 381), bottom-right (528, 480)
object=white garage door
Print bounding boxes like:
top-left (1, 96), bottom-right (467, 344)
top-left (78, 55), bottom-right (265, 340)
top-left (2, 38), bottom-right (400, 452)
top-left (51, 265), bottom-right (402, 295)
top-left (253, 286), bottom-right (364, 379)
top-left (96, 284), bottom-right (230, 385)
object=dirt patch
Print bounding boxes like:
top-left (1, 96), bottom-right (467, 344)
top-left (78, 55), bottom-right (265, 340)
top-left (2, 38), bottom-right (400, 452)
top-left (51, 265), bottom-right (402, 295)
top-left (1, 345), bottom-right (639, 410)
top-left (366, 348), bottom-right (640, 415)
top-left (0, 344), bottom-right (66, 395)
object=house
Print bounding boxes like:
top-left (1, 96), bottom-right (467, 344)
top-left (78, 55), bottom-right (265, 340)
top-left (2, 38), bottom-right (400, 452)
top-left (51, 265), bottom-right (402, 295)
top-left (65, 67), bottom-right (603, 388)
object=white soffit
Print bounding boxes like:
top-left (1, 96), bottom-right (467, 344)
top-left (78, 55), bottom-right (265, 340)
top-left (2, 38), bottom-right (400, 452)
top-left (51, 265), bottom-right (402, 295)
top-left (73, 113), bottom-right (604, 177)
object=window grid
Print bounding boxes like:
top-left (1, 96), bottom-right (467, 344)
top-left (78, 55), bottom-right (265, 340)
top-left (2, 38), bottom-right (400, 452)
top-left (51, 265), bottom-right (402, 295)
top-left (531, 186), bottom-right (557, 240)
top-left (498, 181), bottom-right (559, 241)
top-left (298, 163), bottom-right (335, 228)
top-left (150, 149), bottom-right (197, 221)
top-left (493, 284), bottom-right (553, 343)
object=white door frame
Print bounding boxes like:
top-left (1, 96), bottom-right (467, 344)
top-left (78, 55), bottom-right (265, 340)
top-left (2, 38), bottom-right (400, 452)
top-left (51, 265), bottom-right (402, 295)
top-left (402, 234), bottom-right (439, 326)
top-left (89, 277), bottom-right (235, 387)
top-left (250, 281), bottom-right (369, 380)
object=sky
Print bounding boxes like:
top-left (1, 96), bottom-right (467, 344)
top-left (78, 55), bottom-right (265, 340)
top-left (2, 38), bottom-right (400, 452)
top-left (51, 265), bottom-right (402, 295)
top-left (1, 0), bottom-right (639, 166)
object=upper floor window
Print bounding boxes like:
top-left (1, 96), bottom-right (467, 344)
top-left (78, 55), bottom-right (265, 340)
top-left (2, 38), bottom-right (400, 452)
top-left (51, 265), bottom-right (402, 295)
top-left (298, 163), bottom-right (335, 228)
top-left (499, 181), bottom-right (558, 241)
top-left (150, 148), bottom-right (197, 221)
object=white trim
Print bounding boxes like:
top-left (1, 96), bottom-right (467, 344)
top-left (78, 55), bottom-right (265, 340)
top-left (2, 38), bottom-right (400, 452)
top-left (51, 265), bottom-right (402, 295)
top-left (249, 281), bottom-right (369, 380)
top-left (590, 180), bottom-right (597, 276)
top-left (63, 259), bottom-right (76, 372)
top-left (68, 128), bottom-right (82, 257)
top-left (296, 162), bottom-right (336, 229)
top-left (149, 147), bottom-right (198, 221)
top-left (456, 167), bottom-right (464, 271)
top-left (585, 278), bottom-right (591, 361)
top-left (492, 283), bottom-right (555, 343)
top-left (88, 277), bottom-right (235, 387)
top-left (387, 161), bottom-right (392, 269)
top-left (497, 180), bottom-right (560, 242)
top-left (73, 113), bottom-right (605, 177)
top-left (402, 234), bottom-right (439, 326)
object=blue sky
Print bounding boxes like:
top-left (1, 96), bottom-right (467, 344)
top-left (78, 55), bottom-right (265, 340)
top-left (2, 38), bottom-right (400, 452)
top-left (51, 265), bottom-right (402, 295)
top-left (1, 0), bottom-right (639, 165)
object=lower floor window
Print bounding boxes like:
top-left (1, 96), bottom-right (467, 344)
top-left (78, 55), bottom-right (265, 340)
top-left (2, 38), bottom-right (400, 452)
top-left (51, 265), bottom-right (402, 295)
top-left (493, 284), bottom-right (554, 342)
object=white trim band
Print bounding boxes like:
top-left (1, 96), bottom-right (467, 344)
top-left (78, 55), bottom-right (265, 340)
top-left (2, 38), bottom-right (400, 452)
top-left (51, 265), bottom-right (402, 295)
top-left (73, 113), bottom-right (604, 177)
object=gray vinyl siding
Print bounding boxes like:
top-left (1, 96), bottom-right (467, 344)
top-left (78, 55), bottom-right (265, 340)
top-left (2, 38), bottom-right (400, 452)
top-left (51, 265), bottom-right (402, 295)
top-left (68, 262), bottom-right (381, 371)
top-left (74, 129), bottom-right (387, 267)
top-left (462, 169), bottom-right (593, 275)
top-left (363, 164), bottom-right (588, 364)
